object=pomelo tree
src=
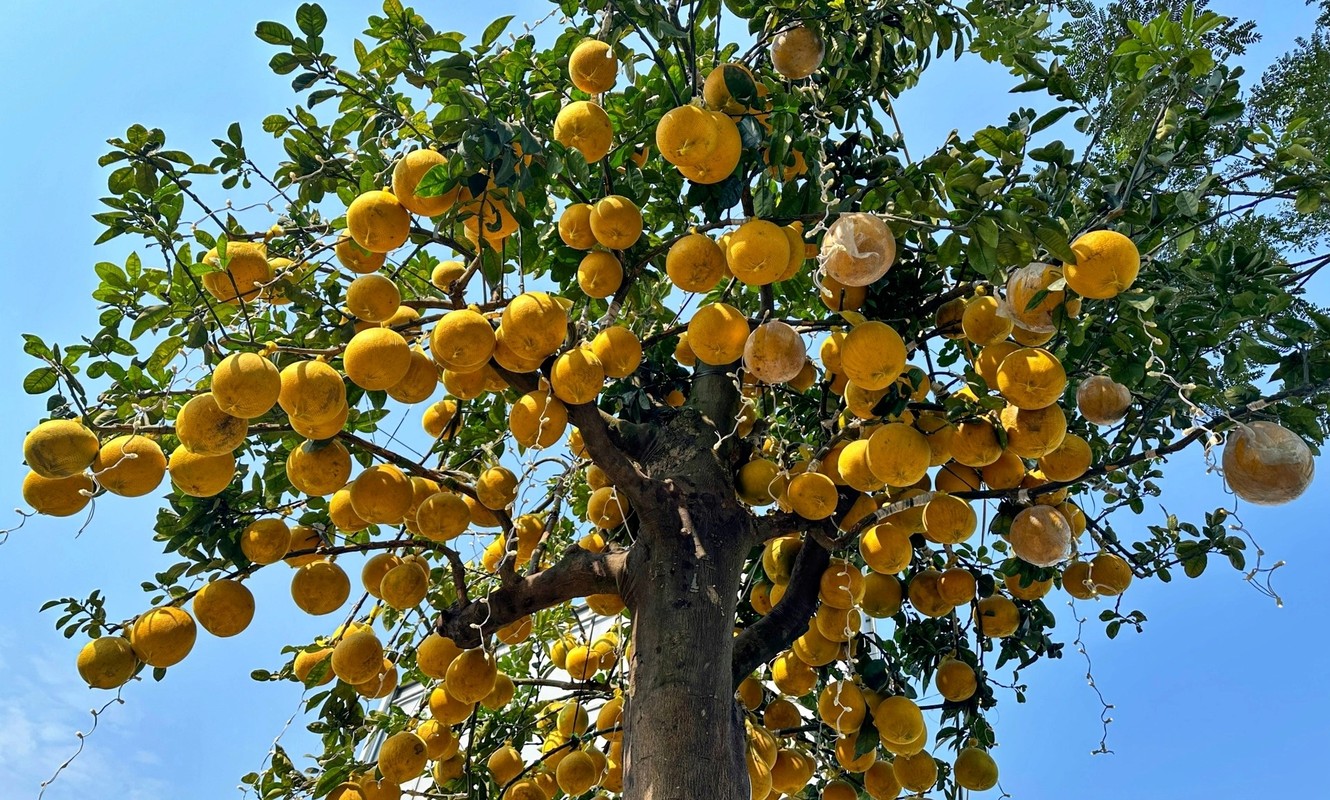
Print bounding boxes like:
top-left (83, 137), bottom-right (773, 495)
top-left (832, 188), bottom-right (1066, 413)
top-left (14, 1), bottom-right (1330, 799)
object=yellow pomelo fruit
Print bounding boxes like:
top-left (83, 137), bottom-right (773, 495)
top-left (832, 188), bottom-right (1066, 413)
top-left (590, 325), bottom-right (642, 378)
top-left (1002, 261), bottom-right (1065, 333)
top-left (131, 606), bottom-right (197, 667)
top-left (936, 657), bottom-right (978, 702)
top-left (278, 360), bottom-right (346, 425)
top-left (331, 628), bottom-right (383, 684)
top-left (176, 392), bottom-right (248, 456)
top-left (820, 558), bottom-right (865, 609)
top-left (1006, 571), bottom-right (1053, 600)
top-left (386, 348), bottom-right (439, 405)
top-left (589, 195), bottom-right (642, 251)
top-left (922, 493), bottom-right (977, 544)
top-left (431, 309), bottom-right (495, 371)
top-left (416, 633), bottom-right (462, 680)
top-left (200, 242), bottom-right (273, 304)
top-left (727, 219), bottom-right (790, 286)
top-left (210, 352), bottom-right (281, 419)
top-left (432, 753), bottom-right (465, 785)
top-left (980, 448), bottom-right (1026, 489)
top-left (558, 202), bottom-right (598, 250)
top-left (1089, 553), bottom-right (1134, 595)
top-left (556, 750), bottom-right (599, 796)
top-left (240, 518), bottom-right (291, 565)
top-left (1222, 420), bottom-right (1315, 505)
top-left (977, 594), bottom-right (1021, 637)
top-left (936, 567), bottom-right (977, 605)
top-left (859, 522), bottom-right (913, 574)
top-left (820, 274), bottom-right (867, 312)
top-left (834, 731), bottom-right (877, 773)
top-left (772, 649), bottom-right (817, 695)
top-left (861, 572), bottom-right (903, 618)
top-left (291, 561), bottom-right (350, 615)
top-left (864, 759), bottom-right (902, 800)
top-left (587, 486), bottom-right (627, 528)
top-left (286, 439), bottom-right (352, 496)
top-left (391, 149), bottom-right (459, 217)
top-left (1063, 559), bottom-right (1100, 599)
top-left (486, 738), bottom-right (521, 786)
top-left (344, 327), bottom-right (411, 391)
top-left (915, 412), bottom-right (954, 466)
top-left (1066, 229), bottom-right (1140, 299)
top-left (772, 748), bottom-right (815, 794)
top-left (817, 680), bottom-right (866, 733)
top-left (822, 778), bottom-right (858, 800)
top-left (954, 747), bottom-right (999, 791)
top-left (22, 471), bottom-right (94, 516)
top-left (431, 259), bottom-right (466, 291)
top-left (284, 526), bottom-right (325, 566)
top-left (1009, 504), bottom-right (1072, 567)
top-left (345, 273), bottom-right (401, 323)
top-left (777, 222), bottom-right (808, 280)
top-left (656, 104), bottom-right (720, 167)
top-left (1038, 432), bottom-right (1091, 482)
top-left (349, 464), bottom-right (413, 524)
top-left (676, 111), bottom-right (742, 184)
top-left (551, 347), bottom-right (606, 405)
top-left (288, 402), bottom-right (349, 441)
top-left (1000, 403), bottom-right (1067, 458)
top-left (995, 347), bottom-right (1066, 410)
top-left (569, 38), bottom-right (617, 93)
top-left (353, 659), bottom-right (399, 699)
top-left (380, 562), bottom-right (428, 610)
top-left (961, 295), bottom-right (1013, 346)
top-left (908, 569), bottom-right (953, 618)
top-left (360, 552), bottom-right (401, 597)
top-left (876, 695), bottom-right (924, 745)
top-left (935, 462), bottom-right (981, 493)
top-left (334, 232), bottom-right (385, 274)
top-left (554, 100), bottom-right (613, 163)
top-left (666, 232), bottom-right (727, 293)
top-left (866, 422), bottom-right (930, 487)
top-left (1076, 374), bottom-right (1132, 425)
top-left (378, 731), bottom-right (429, 785)
top-left (76, 637), bottom-right (138, 689)
top-left (501, 292), bottom-right (569, 360)
top-left (840, 321), bottom-right (907, 391)
top-left (786, 471), bottom-right (838, 520)
top-left (771, 25), bottom-right (824, 79)
top-left (193, 579), bottom-right (255, 637)
top-left (577, 250), bottom-right (623, 299)
top-left (511, 391), bottom-right (568, 449)
top-left (974, 340), bottom-right (1019, 388)
top-left (422, 399), bottom-right (459, 439)
top-left (838, 439), bottom-right (883, 493)
top-left (893, 750), bottom-right (938, 794)
top-left (93, 435), bottom-right (166, 497)
top-left (688, 302), bottom-right (750, 365)
top-left (23, 418), bottom-right (99, 479)
top-left (935, 296), bottom-right (967, 339)
top-left (820, 212), bottom-right (896, 287)
top-left (743, 321), bottom-right (807, 384)
top-left (762, 534), bottom-right (802, 583)
top-left (461, 192), bottom-right (520, 249)
top-left (446, 647), bottom-right (498, 704)
top-left (347, 190), bottom-right (411, 253)
top-left (416, 491), bottom-right (470, 542)
top-left (703, 62), bottom-right (758, 115)
top-left (476, 466), bottom-right (519, 511)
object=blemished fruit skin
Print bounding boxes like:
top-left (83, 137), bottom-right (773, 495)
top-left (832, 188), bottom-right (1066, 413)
top-left (22, 471), bottom-right (94, 516)
top-left (1066, 229), bottom-right (1140, 299)
top-left (347, 190), bottom-right (411, 253)
top-left (130, 606), bottom-right (197, 668)
top-left (77, 636), bottom-right (138, 688)
top-left (24, 419), bottom-right (100, 479)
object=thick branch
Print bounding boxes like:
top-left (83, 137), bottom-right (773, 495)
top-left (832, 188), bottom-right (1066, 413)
top-left (730, 532), bottom-right (830, 686)
top-left (436, 545), bottom-right (630, 648)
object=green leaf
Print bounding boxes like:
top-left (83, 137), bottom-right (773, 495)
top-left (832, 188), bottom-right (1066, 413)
top-left (295, 3), bottom-right (327, 37)
top-left (23, 367), bottom-right (59, 395)
top-left (130, 304), bottom-right (174, 340)
top-left (1294, 189), bottom-right (1322, 215)
top-left (255, 21), bottom-right (295, 45)
top-left (1175, 190), bottom-right (1199, 217)
top-left (1036, 226), bottom-right (1077, 265)
top-left (481, 15), bottom-right (514, 49)
top-left (1030, 106), bottom-right (1072, 134)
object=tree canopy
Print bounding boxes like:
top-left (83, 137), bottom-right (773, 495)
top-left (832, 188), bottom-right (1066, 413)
top-left (12, 1), bottom-right (1329, 799)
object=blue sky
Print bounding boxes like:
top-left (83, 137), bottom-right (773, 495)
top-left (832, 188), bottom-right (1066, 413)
top-left (0, 1), bottom-right (1326, 799)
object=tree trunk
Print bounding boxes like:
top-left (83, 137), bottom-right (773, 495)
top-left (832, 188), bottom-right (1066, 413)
top-left (619, 408), bottom-right (754, 800)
